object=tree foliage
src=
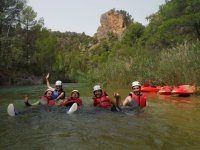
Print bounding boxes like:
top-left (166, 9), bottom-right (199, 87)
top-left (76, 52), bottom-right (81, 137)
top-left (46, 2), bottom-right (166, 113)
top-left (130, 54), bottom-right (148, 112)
top-left (0, 0), bottom-right (26, 69)
top-left (1, 1), bottom-right (200, 86)
top-left (122, 22), bottom-right (145, 47)
top-left (144, 0), bottom-right (200, 49)
top-left (111, 8), bottom-right (134, 26)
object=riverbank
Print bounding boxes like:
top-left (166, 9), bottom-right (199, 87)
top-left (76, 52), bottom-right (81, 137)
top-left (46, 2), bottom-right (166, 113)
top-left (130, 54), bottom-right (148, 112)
top-left (0, 70), bottom-right (42, 86)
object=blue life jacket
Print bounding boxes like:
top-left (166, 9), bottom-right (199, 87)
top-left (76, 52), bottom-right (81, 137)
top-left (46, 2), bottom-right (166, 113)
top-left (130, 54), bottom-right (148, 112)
top-left (52, 91), bottom-right (59, 99)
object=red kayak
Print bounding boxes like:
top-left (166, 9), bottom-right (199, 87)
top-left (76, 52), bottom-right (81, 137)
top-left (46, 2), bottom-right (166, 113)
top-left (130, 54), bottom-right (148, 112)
top-left (141, 84), bottom-right (160, 92)
top-left (171, 85), bottom-right (195, 96)
top-left (158, 86), bottom-right (173, 95)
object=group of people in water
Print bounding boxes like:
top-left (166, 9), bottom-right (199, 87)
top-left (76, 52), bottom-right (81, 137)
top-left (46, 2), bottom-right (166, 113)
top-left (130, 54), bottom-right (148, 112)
top-left (23, 74), bottom-right (147, 112)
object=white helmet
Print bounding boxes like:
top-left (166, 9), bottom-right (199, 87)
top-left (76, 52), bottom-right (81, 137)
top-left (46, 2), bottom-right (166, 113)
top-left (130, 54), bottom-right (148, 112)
top-left (71, 90), bottom-right (79, 94)
top-left (71, 89), bottom-right (80, 96)
top-left (93, 85), bottom-right (102, 91)
top-left (55, 80), bottom-right (62, 86)
top-left (131, 81), bottom-right (141, 87)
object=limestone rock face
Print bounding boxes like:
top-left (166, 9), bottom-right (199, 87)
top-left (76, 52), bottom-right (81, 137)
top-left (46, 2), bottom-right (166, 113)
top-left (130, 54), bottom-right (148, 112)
top-left (96, 10), bottom-right (127, 40)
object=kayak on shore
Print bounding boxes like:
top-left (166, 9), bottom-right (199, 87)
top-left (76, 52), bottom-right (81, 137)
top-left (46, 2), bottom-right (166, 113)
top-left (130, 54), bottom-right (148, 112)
top-left (171, 85), bottom-right (196, 97)
top-left (158, 86), bottom-right (173, 95)
top-left (141, 84), bottom-right (161, 92)
top-left (142, 84), bottom-right (196, 97)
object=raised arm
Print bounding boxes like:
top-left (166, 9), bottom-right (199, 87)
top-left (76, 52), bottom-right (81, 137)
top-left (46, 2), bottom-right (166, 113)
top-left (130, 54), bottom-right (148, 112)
top-left (45, 73), bottom-right (54, 90)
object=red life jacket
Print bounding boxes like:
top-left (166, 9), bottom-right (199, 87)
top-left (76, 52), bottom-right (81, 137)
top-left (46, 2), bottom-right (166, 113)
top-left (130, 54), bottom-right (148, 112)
top-left (64, 97), bottom-right (82, 106)
top-left (41, 96), bottom-right (55, 106)
top-left (131, 93), bottom-right (146, 109)
top-left (93, 92), bottom-right (111, 108)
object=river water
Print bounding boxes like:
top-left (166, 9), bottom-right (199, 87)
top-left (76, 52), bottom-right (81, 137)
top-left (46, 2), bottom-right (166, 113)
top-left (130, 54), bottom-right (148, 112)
top-left (0, 84), bottom-right (200, 150)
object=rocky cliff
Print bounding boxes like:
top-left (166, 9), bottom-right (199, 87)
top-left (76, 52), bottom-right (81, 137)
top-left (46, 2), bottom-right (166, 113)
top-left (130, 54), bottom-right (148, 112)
top-left (96, 10), bottom-right (127, 40)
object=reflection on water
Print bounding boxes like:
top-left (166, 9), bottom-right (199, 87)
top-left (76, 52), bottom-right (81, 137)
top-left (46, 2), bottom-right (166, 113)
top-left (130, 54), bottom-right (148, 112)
top-left (0, 84), bottom-right (200, 150)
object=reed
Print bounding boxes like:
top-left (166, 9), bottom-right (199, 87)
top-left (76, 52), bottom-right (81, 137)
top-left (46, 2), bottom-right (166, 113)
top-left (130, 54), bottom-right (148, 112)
top-left (79, 41), bottom-right (200, 88)
top-left (157, 41), bottom-right (200, 85)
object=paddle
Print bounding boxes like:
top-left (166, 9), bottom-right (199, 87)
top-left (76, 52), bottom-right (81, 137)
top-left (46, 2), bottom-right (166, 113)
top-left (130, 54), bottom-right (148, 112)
top-left (7, 104), bottom-right (15, 116)
top-left (67, 103), bottom-right (78, 114)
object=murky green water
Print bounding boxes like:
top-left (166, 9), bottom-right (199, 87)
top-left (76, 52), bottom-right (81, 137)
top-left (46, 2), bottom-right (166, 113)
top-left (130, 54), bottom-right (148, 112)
top-left (0, 84), bottom-right (200, 150)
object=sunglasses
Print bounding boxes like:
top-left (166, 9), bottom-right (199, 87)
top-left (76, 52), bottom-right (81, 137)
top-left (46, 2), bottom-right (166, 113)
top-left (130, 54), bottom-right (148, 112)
top-left (56, 85), bottom-right (62, 88)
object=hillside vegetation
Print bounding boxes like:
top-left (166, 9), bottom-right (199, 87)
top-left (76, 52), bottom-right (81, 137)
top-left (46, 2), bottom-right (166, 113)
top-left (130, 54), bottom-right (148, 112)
top-left (0, 0), bottom-right (200, 87)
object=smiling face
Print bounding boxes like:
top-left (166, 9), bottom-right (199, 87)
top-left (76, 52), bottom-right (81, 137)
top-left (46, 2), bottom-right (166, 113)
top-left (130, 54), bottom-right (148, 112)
top-left (132, 86), bottom-right (141, 94)
top-left (46, 91), bottom-right (53, 99)
top-left (94, 89), bottom-right (103, 98)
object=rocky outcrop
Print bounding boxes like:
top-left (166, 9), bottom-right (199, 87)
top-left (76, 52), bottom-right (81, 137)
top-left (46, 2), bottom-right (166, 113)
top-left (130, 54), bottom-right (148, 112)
top-left (96, 10), bottom-right (127, 40)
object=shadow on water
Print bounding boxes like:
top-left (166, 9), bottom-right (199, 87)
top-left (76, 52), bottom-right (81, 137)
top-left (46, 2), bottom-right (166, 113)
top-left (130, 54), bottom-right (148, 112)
top-left (0, 84), bottom-right (200, 150)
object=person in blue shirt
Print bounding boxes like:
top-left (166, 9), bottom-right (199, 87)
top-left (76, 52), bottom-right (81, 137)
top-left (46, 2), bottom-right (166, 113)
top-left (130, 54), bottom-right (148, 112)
top-left (45, 73), bottom-right (65, 104)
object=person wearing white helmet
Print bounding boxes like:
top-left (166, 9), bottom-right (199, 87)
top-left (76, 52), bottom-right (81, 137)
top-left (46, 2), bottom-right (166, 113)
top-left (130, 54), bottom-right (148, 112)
top-left (92, 85), bottom-right (118, 110)
top-left (63, 90), bottom-right (83, 107)
top-left (45, 73), bottom-right (65, 104)
top-left (122, 81), bottom-right (146, 109)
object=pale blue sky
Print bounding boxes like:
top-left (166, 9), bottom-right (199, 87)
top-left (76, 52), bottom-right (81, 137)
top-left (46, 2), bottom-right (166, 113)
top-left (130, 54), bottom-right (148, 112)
top-left (27, 0), bottom-right (166, 36)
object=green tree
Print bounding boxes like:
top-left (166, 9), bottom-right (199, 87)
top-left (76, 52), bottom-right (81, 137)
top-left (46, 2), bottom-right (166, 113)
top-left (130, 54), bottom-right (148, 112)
top-left (32, 28), bottom-right (57, 75)
top-left (20, 5), bottom-right (37, 63)
top-left (112, 9), bottom-right (134, 26)
top-left (0, 0), bottom-right (26, 69)
top-left (122, 22), bottom-right (145, 47)
top-left (144, 0), bottom-right (200, 49)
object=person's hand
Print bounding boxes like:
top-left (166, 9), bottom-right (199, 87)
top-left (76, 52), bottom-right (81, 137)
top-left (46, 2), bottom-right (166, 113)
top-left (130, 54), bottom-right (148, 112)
top-left (24, 95), bottom-right (29, 103)
top-left (58, 100), bottom-right (64, 105)
top-left (55, 100), bottom-right (63, 105)
top-left (114, 93), bottom-right (120, 99)
top-left (129, 92), bottom-right (133, 96)
top-left (45, 73), bottom-right (49, 80)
